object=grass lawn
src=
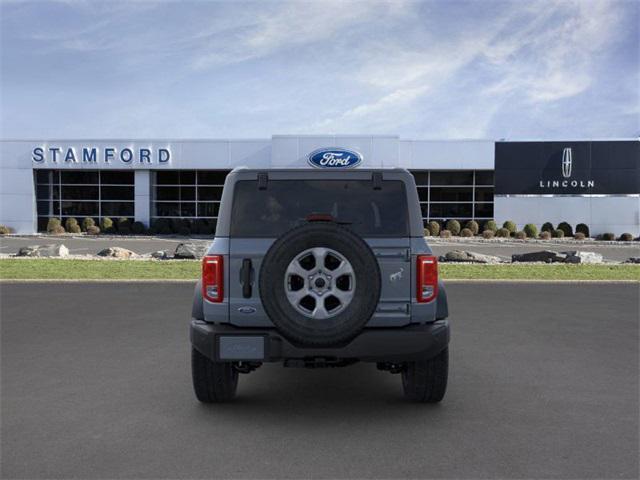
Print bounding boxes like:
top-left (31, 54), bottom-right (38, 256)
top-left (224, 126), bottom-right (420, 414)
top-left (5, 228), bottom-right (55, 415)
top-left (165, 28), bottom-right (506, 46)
top-left (0, 259), bottom-right (638, 281)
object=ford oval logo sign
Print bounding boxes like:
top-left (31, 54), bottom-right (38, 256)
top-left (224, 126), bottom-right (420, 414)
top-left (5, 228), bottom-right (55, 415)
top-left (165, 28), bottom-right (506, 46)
top-left (307, 148), bottom-right (362, 169)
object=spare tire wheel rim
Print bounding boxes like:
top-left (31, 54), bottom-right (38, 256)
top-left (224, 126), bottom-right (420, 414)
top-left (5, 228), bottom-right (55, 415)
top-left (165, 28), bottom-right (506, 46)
top-left (284, 247), bottom-right (356, 319)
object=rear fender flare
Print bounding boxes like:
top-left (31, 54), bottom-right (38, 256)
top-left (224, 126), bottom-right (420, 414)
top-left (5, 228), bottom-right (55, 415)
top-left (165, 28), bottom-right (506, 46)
top-left (436, 281), bottom-right (448, 320)
top-left (192, 280), bottom-right (204, 320)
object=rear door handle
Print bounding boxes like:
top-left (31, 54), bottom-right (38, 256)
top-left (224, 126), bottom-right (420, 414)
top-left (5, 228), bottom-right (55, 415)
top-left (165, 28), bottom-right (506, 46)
top-left (240, 259), bottom-right (253, 298)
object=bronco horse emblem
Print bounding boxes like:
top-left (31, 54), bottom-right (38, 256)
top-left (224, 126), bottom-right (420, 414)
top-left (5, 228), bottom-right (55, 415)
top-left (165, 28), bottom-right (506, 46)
top-left (390, 268), bottom-right (404, 282)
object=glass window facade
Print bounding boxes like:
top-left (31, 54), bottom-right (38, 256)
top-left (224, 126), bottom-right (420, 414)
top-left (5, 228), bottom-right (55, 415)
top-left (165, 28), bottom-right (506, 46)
top-left (410, 170), bottom-right (494, 226)
top-left (35, 170), bottom-right (134, 231)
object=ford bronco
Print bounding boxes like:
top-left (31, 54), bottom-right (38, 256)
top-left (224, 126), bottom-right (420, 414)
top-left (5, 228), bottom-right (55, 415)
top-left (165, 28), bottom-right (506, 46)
top-left (190, 168), bottom-right (450, 402)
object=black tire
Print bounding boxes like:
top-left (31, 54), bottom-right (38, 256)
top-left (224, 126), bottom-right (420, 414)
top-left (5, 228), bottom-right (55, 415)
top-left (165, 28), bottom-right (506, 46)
top-left (259, 222), bottom-right (381, 347)
top-left (191, 348), bottom-right (238, 403)
top-left (402, 347), bottom-right (448, 403)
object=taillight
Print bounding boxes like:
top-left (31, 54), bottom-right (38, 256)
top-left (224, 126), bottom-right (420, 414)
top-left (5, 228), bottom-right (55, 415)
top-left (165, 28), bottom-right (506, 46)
top-left (417, 255), bottom-right (438, 303)
top-left (202, 255), bottom-right (224, 302)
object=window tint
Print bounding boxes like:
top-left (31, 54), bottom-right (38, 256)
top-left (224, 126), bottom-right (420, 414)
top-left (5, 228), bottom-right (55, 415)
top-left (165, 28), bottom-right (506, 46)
top-left (230, 180), bottom-right (409, 237)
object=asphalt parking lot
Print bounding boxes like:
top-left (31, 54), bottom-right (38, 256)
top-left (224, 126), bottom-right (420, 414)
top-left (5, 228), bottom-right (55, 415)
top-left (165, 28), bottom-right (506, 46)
top-left (1, 282), bottom-right (638, 479)
top-left (1, 235), bottom-right (638, 261)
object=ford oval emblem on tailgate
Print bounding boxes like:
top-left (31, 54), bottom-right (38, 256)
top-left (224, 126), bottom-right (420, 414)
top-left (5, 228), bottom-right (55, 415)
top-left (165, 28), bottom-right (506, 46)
top-left (308, 148), bottom-right (362, 169)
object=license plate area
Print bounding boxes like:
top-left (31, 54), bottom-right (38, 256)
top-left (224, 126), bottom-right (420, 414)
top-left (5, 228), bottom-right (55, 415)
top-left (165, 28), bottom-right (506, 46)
top-left (217, 335), bottom-right (266, 361)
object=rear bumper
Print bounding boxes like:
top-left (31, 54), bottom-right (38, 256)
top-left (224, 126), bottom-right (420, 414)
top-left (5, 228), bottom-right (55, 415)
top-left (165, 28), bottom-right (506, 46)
top-left (190, 320), bottom-right (450, 363)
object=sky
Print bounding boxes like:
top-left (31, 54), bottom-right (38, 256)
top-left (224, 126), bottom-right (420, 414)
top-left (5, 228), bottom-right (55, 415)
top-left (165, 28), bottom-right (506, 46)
top-left (1, 0), bottom-right (638, 140)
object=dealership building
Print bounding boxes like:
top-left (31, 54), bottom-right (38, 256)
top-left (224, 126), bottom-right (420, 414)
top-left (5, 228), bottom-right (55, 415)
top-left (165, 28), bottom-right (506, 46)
top-left (0, 136), bottom-right (638, 235)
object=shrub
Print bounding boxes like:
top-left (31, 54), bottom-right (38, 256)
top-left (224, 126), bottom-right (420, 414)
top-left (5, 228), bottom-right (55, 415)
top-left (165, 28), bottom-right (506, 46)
top-left (428, 221), bottom-right (441, 237)
top-left (194, 218), bottom-right (212, 235)
top-left (81, 217), bottom-right (95, 231)
top-left (574, 232), bottom-right (586, 240)
top-left (131, 221), bottom-right (146, 235)
top-left (575, 223), bottom-right (590, 237)
top-left (460, 228), bottom-right (473, 237)
top-left (423, 227), bottom-right (431, 237)
top-left (484, 220), bottom-right (497, 232)
top-left (116, 217), bottom-right (131, 234)
top-left (152, 218), bottom-right (172, 235)
top-left (523, 223), bottom-right (538, 238)
top-left (68, 224), bottom-right (81, 234)
top-left (552, 229), bottom-right (565, 238)
top-left (539, 231), bottom-right (551, 240)
top-left (445, 219), bottom-right (461, 236)
top-left (50, 225), bottom-right (65, 235)
top-left (496, 228), bottom-right (510, 238)
top-left (464, 220), bottom-right (479, 235)
top-left (0, 224), bottom-right (13, 234)
top-left (514, 231), bottom-right (527, 240)
top-left (100, 217), bottom-right (114, 233)
top-left (46, 218), bottom-right (62, 233)
top-left (599, 232), bottom-right (615, 241)
top-left (618, 233), bottom-right (633, 241)
top-left (541, 222), bottom-right (554, 233)
top-left (65, 218), bottom-right (78, 231)
top-left (502, 220), bottom-right (517, 234)
top-left (482, 229), bottom-right (495, 239)
top-left (557, 221), bottom-right (573, 237)
top-left (86, 225), bottom-right (100, 235)
top-left (439, 229), bottom-right (452, 238)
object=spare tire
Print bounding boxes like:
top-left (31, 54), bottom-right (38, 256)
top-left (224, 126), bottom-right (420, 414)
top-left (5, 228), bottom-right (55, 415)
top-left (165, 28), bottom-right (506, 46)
top-left (259, 222), bottom-right (381, 347)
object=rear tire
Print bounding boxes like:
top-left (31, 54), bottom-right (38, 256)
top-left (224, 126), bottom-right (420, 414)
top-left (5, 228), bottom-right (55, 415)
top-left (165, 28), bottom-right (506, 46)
top-left (402, 347), bottom-right (448, 403)
top-left (191, 348), bottom-right (238, 403)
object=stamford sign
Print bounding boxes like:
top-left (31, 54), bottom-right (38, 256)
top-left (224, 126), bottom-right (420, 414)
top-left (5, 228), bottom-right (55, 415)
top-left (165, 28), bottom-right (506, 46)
top-left (32, 146), bottom-right (171, 165)
top-left (307, 147), bottom-right (362, 168)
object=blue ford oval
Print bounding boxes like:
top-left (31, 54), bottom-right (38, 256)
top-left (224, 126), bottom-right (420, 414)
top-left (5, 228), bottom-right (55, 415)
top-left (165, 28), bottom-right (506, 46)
top-left (307, 148), bottom-right (363, 169)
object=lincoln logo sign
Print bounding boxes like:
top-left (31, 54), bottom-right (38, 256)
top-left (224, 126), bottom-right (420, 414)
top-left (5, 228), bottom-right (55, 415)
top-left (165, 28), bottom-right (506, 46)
top-left (308, 148), bottom-right (362, 168)
top-left (539, 147), bottom-right (595, 189)
top-left (32, 146), bottom-right (171, 165)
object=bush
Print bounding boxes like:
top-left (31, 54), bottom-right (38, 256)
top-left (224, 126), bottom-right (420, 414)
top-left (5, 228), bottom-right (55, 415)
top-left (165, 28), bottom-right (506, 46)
top-left (502, 220), bottom-right (517, 234)
top-left (50, 225), bottom-right (65, 235)
top-left (515, 231), bottom-right (527, 240)
top-left (484, 220), bottom-right (497, 232)
top-left (68, 224), bottom-right (81, 234)
top-left (439, 229), bottom-right (452, 238)
top-left (100, 217), bottom-right (114, 233)
top-left (599, 232), bottom-right (615, 241)
top-left (428, 221), bottom-right (441, 237)
top-left (445, 219), bottom-right (461, 236)
top-left (131, 221), bottom-right (146, 235)
top-left (152, 218), bottom-right (172, 235)
top-left (539, 231), bottom-right (551, 240)
top-left (523, 223), bottom-right (538, 238)
top-left (81, 217), bottom-right (95, 231)
top-left (464, 220), bottom-right (479, 235)
top-left (541, 222), bottom-right (554, 233)
top-left (574, 232), bottom-right (586, 240)
top-left (86, 225), bottom-right (100, 235)
top-left (482, 229), bottom-right (495, 239)
top-left (116, 217), bottom-right (131, 234)
top-left (423, 227), bottom-right (431, 237)
top-left (552, 229), bottom-right (565, 238)
top-left (575, 223), bottom-right (590, 237)
top-left (460, 228), bottom-right (473, 237)
top-left (618, 232), bottom-right (633, 241)
top-left (0, 224), bottom-right (13, 234)
top-left (557, 221), bottom-right (573, 237)
top-left (46, 218), bottom-right (62, 233)
top-left (65, 217), bottom-right (78, 231)
top-left (496, 228), bottom-right (510, 238)
top-left (194, 218), bottom-right (212, 235)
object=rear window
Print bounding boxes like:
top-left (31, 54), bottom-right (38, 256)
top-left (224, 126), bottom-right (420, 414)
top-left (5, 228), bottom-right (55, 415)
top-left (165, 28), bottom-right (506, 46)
top-left (230, 180), bottom-right (409, 237)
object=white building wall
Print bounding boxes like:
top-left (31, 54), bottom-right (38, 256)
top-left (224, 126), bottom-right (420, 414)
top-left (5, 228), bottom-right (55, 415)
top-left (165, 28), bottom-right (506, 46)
top-left (134, 170), bottom-right (151, 226)
top-left (0, 142), bottom-right (37, 234)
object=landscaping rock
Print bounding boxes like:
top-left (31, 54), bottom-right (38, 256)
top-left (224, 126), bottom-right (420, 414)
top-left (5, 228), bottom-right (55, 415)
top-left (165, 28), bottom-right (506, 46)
top-left (624, 257), bottom-right (640, 264)
top-left (562, 251), bottom-right (604, 264)
top-left (174, 242), bottom-right (208, 259)
top-left (511, 250), bottom-right (567, 263)
top-left (151, 250), bottom-right (169, 259)
top-left (439, 250), bottom-right (502, 264)
top-left (96, 247), bottom-right (136, 258)
top-left (17, 244), bottom-right (69, 257)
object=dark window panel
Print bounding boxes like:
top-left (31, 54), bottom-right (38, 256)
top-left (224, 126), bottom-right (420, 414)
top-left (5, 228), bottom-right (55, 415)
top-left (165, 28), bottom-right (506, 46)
top-left (416, 187), bottom-right (429, 201)
top-left (156, 187), bottom-right (180, 201)
top-left (475, 187), bottom-right (494, 202)
top-left (37, 217), bottom-right (51, 232)
top-left (475, 171), bottom-right (494, 185)
top-left (411, 171), bottom-right (429, 185)
top-left (197, 186), bottom-right (223, 201)
top-left (61, 201), bottom-right (99, 216)
top-left (180, 171), bottom-right (196, 184)
top-left (197, 171), bottom-right (229, 185)
top-left (474, 203), bottom-right (494, 218)
top-left (181, 203), bottom-right (196, 217)
top-left (197, 202), bottom-right (219, 217)
top-left (429, 203), bottom-right (473, 218)
top-left (35, 170), bottom-right (51, 183)
top-left (154, 202), bottom-right (180, 217)
top-left (430, 171), bottom-right (473, 186)
top-left (36, 185), bottom-right (50, 199)
top-left (101, 186), bottom-right (134, 200)
top-left (155, 171), bottom-right (180, 185)
top-left (101, 202), bottom-right (134, 217)
top-left (52, 185), bottom-right (60, 199)
top-left (429, 187), bottom-right (473, 202)
top-left (37, 201), bottom-right (50, 215)
top-left (181, 186), bottom-right (196, 201)
top-left (419, 204), bottom-right (429, 217)
top-left (61, 186), bottom-right (99, 200)
top-left (53, 202), bottom-right (60, 215)
top-left (101, 171), bottom-right (134, 185)
top-left (60, 171), bottom-right (99, 184)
